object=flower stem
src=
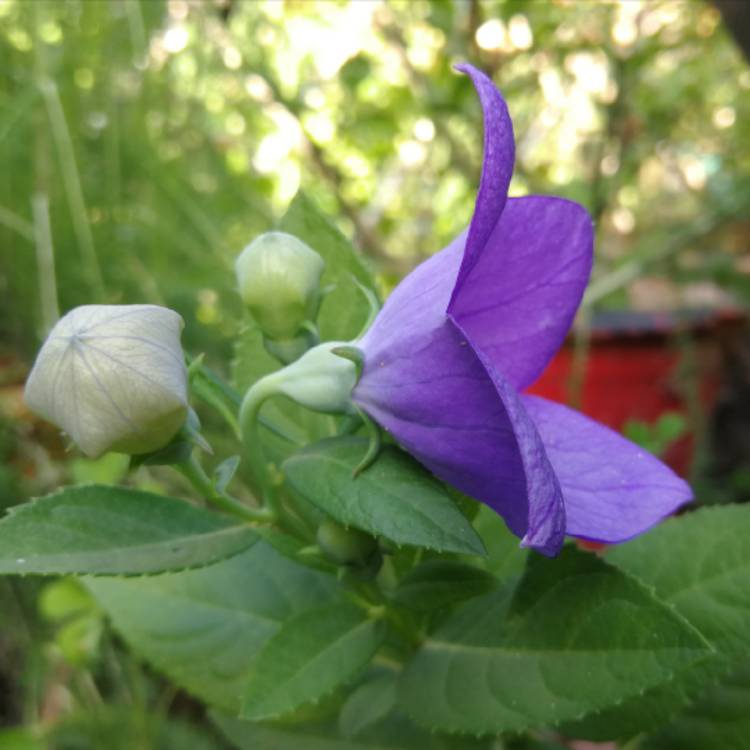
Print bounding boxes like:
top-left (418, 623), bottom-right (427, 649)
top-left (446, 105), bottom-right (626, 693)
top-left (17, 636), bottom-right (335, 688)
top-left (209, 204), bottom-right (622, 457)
top-left (175, 453), bottom-right (272, 524)
top-left (238, 375), bottom-right (282, 519)
top-left (342, 575), bottom-right (423, 650)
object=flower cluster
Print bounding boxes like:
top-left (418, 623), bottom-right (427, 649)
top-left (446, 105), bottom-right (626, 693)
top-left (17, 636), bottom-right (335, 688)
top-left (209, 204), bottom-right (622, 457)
top-left (23, 65), bottom-right (690, 558)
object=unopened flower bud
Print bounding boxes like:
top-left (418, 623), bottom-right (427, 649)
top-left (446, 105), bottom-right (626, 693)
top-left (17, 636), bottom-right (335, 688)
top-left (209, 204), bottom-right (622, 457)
top-left (317, 519), bottom-right (378, 567)
top-left (248, 341), bottom-right (358, 416)
top-left (235, 232), bottom-right (325, 345)
top-left (24, 305), bottom-right (189, 458)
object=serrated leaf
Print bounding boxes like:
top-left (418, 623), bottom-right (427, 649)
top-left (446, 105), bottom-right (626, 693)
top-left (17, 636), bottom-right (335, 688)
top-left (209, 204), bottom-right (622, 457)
top-left (398, 546), bottom-right (711, 735)
top-left (0, 485), bottom-right (258, 576)
top-left (608, 505), bottom-right (750, 652)
top-left (565, 505), bottom-right (750, 740)
top-left (339, 672), bottom-right (398, 739)
top-left (87, 542), bottom-right (336, 712)
top-left (641, 659), bottom-right (750, 750)
top-left (253, 525), bottom-right (335, 573)
top-left (214, 713), bottom-right (486, 750)
top-left (283, 437), bottom-right (485, 556)
top-left (242, 603), bottom-right (385, 721)
top-left (391, 561), bottom-right (496, 612)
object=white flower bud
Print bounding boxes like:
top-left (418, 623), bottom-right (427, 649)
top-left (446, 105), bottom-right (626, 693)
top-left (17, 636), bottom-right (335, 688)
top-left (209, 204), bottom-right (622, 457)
top-left (235, 231), bottom-right (325, 342)
top-left (24, 305), bottom-right (189, 458)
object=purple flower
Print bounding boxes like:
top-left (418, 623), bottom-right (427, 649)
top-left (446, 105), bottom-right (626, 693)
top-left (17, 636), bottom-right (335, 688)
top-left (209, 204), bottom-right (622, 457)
top-left (352, 64), bottom-right (691, 556)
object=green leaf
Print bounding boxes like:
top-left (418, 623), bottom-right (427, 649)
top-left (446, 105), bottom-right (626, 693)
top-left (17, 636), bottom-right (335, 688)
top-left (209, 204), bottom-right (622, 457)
top-left (471, 505), bottom-right (527, 580)
top-left (213, 455), bottom-right (241, 493)
top-left (339, 672), bottom-right (398, 739)
top-left (48, 706), bottom-right (223, 750)
top-left (242, 603), bottom-right (385, 721)
top-left (390, 561), bottom-right (496, 612)
top-left (641, 660), bottom-right (750, 750)
top-left (398, 546), bottom-right (711, 735)
top-left (215, 713), bottom-right (486, 750)
top-left (253, 525), bottom-right (336, 573)
top-left (0, 727), bottom-right (45, 750)
top-left (190, 359), bottom-right (242, 439)
top-left (87, 542), bottom-right (335, 712)
top-left (608, 506), bottom-right (750, 652)
top-left (566, 505), bottom-right (750, 740)
top-left (0, 485), bottom-right (258, 576)
top-left (283, 437), bottom-right (485, 556)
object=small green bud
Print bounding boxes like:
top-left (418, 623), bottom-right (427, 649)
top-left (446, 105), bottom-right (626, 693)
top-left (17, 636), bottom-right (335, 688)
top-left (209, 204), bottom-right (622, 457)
top-left (235, 232), bottom-right (325, 344)
top-left (24, 305), bottom-right (188, 459)
top-left (248, 341), bottom-right (359, 416)
top-left (317, 519), bottom-right (378, 567)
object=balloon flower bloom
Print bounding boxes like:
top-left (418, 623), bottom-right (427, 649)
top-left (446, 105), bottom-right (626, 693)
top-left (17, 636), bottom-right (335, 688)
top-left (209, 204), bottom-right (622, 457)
top-left (352, 64), bottom-right (691, 556)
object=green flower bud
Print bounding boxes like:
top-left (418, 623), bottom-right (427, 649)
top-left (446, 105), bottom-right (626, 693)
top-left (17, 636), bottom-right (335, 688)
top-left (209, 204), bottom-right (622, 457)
top-left (24, 304), bottom-right (188, 458)
top-left (246, 341), bottom-right (359, 416)
top-left (235, 232), bottom-right (325, 345)
top-left (316, 519), bottom-right (378, 567)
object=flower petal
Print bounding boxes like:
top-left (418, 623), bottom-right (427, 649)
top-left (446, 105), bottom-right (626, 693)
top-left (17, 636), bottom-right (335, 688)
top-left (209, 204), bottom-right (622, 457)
top-left (355, 244), bottom-right (565, 556)
top-left (523, 395), bottom-right (693, 543)
top-left (449, 64), bottom-right (515, 307)
top-left (448, 196), bottom-right (593, 390)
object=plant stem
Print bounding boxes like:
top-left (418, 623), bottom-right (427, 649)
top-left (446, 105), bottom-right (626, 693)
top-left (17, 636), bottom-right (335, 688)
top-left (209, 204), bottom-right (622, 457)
top-left (176, 453), bottom-right (272, 524)
top-left (32, 192), bottom-right (59, 334)
top-left (239, 376), bottom-right (283, 519)
top-left (343, 575), bottom-right (423, 650)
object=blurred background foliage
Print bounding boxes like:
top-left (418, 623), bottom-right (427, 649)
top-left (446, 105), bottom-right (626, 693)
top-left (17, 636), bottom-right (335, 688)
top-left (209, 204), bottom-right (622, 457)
top-left (0, 0), bottom-right (749, 747)
top-left (2, 0), bottom-right (748, 361)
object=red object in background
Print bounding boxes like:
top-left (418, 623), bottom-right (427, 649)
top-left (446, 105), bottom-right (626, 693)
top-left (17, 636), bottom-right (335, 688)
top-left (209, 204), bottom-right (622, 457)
top-left (527, 309), bottom-right (745, 478)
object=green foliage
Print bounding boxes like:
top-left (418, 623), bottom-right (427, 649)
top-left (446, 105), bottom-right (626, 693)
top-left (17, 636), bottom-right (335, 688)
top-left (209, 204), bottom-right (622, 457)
top-left (87, 542), bottom-right (336, 713)
top-left (47, 707), bottom-right (224, 750)
top-left (390, 560), bottom-right (497, 612)
top-left (39, 578), bottom-right (103, 666)
top-left (0, 485), bottom-right (258, 575)
top-left (398, 547), bottom-right (711, 736)
top-left (566, 505), bottom-right (750, 740)
top-left (283, 437), bottom-right (485, 556)
top-left (338, 672), bottom-right (398, 739)
top-left (608, 506), bottom-right (750, 653)
top-left (231, 190), bottom-right (378, 470)
top-left (232, 190), bottom-right (376, 394)
top-left (623, 411), bottom-right (687, 456)
top-left (242, 604), bottom-right (385, 721)
top-left (471, 505), bottom-right (528, 578)
top-left (279, 192), bottom-right (378, 343)
top-left (641, 660), bottom-right (750, 750)
top-left (1, 1), bottom-right (749, 747)
top-left (215, 713), bottom-right (483, 750)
